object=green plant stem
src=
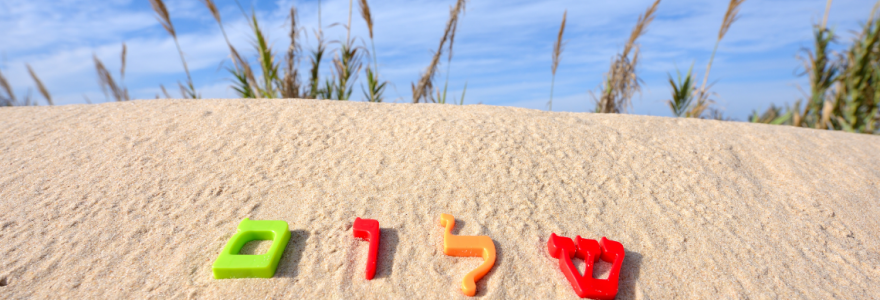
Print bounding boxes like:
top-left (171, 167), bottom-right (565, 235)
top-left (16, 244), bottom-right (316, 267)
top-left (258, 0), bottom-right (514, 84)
top-left (459, 81), bottom-right (467, 105)
top-left (369, 39), bottom-right (379, 102)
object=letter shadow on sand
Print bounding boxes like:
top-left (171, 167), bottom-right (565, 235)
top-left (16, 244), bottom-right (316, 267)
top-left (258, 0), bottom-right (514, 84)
top-left (372, 228), bottom-right (400, 279)
top-left (472, 239), bottom-right (502, 297)
top-left (275, 230), bottom-right (311, 278)
top-left (616, 250), bottom-right (643, 300)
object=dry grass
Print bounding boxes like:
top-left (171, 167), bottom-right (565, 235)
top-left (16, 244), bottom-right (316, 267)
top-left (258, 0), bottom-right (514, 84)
top-left (359, 0), bottom-right (374, 40)
top-left (308, 28), bottom-right (328, 99)
top-left (717, 0), bottom-right (745, 45)
top-left (0, 67), bottom-right (17, 106)
top-left (595, 0), bottom-right (659, 114)
top-left (829, 1), bottom-right (880, 133)
top-left (94, 44), bottom-right (130, 102)
top-left (149, 0), bottom-right (174, 37)
top-left (26, 64), bottom-right (52, 106)
top-left (794, 0), bottom-right (836, 128)
top-left (201, 2), bottom-right (306, 100)
top-left (305, 0), bottom-right (328, 99)
top-left (149, 0), bottom-right (197, 99)
top-left (228, 41), bottom-right (259, 98)
top-left (326, 0), bottom-right (365, 101)
top-left (160, 84), bottom-right (172, 98)
top-left (437, 0), bottom-right (465, 105)
top-left (121, 43), bottom-right (127, 82)
top-left (751, 0), bottom-right (880, 134)
top-left (412, 0), bottom-right (467, 103)
top-left (6, 0), bottom-right (876, 136)
top-left (359, 0), bottom-right (387, 102)
top-left (822, 0), bottom-right (833, 29)
top-left (200, 0), bottom-right (221, 25)
top-left (93, 58), bottom-right (117, 101)
top-left (347, 0), bottom-right (353, 43)
top-left (548, 10), bottom-right (567, 111)
top-left (199, 0), bottom-right (259, 98)
top-left (622, 0), bottom-right (659, 62)
top-left (447, 5), bottom-right (459, 64)
top-left (689, 0), bottom-right (746, 118)
top-left (281, 7), bottom-right (302, 99)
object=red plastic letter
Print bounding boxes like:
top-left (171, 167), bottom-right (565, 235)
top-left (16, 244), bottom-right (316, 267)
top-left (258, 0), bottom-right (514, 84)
top-left (353, 218), bottom-right (380, 280)
top-left (547, 233), bottom-right (625, 299)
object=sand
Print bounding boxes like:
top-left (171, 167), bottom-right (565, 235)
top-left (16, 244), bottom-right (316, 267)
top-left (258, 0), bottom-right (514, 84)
top-left (0, 99), bottom-right (878, 299)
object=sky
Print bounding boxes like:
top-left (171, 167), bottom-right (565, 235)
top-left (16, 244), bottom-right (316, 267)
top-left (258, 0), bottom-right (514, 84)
top-left (0, 0), bottom-right (875, 120)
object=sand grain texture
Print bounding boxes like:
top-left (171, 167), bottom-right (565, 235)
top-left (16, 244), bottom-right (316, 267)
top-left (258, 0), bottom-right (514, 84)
top-left (1, 99), bottom-right (879, 299)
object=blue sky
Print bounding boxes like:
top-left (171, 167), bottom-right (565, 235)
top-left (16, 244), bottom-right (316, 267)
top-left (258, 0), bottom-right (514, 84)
top-left (0, 0), bottom-right (875, 119)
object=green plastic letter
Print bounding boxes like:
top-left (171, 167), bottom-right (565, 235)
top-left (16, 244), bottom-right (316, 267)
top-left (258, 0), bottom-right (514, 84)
top-left (212, 218), bottom-right (291, 279)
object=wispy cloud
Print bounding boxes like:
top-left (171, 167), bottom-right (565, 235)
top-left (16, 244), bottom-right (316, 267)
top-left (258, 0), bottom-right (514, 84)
top-left (0, 0), bottom-right (872, 119)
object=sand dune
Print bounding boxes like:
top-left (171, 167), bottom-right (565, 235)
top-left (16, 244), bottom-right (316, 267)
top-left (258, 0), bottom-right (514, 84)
top-left (1, 99), bottom-right (878, 299)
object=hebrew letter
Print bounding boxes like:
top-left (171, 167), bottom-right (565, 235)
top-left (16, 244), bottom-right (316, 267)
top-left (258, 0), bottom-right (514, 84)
top-left (353, 217), bottom-right (380, 280)
top-left (547, 233), bottom-right (625, 299)
top-left (439, 213), bottom-right (496, 296)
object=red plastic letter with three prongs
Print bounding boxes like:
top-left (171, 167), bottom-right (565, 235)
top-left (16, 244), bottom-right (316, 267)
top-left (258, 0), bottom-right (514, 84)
top-left (547, 233), bottom-right (625, 299)
top-left (353, 218), bottom-right (380, 280)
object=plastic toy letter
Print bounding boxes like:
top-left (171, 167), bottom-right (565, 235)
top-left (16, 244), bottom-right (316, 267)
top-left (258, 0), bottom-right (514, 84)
top-left (547, 233), bottom-right (625, 299)
top-left (352, 217), bottom-right (380, 280)
top-left (439, 213), bottom-right (496, 296)
top-left (212, 218), bottom-right (291, 279)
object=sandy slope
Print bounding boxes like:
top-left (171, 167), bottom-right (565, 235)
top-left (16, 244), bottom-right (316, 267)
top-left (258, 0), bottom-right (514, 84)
top-left (0, 99), bottom-right (878, 299)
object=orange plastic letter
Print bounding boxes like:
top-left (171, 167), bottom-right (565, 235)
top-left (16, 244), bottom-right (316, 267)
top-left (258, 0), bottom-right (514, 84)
top-left (439, 213), bottom-right (496, 296)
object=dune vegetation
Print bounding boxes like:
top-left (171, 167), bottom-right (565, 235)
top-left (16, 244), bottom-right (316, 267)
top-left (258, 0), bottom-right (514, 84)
top-left (0, 0), bottom-right (878, 134)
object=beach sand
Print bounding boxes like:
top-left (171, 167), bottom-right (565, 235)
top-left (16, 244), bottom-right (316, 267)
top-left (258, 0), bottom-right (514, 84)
top-left (1, 99), bottom-right (878, 299)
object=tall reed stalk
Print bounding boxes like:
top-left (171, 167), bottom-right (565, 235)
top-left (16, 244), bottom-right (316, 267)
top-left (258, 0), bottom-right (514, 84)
top-left (329, 0), bottom-right (365, 101)
top-left (0, 67), bottom-right (17, 106)
top-left (281, 8), bottom-right (303, 98)
top-left (26, 64), bottom-right (53, 105)
top-left (307, 0), bottom-right (328, 99)
top-left (794, 0), bottom-right (837, 128)
top-left (595, 0), bottom-right (660, 113)
top-left (149, 0), bottom-right (198, 99)
top-left (549, 10), bottom-right (567, 111)
top-left (437, 1), bottom-right (462, 105)
top-left (687, 0), bottom-right (745, 118)
top-left (359, 0), bottom-right (387, 102)
top-left (412, 0), bottom-right (467, 103)
top-left (200, 0), bottom-right (259, 99)
top-left (94, 43), bottom-right (130, 102)
top-left (309, 30), bottom-right (328, 99)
